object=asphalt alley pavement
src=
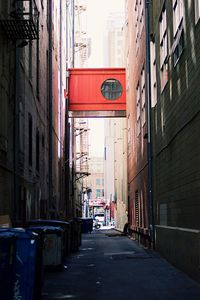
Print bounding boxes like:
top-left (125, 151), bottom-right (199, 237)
top-left (42, 228), bottom-right (200, 300)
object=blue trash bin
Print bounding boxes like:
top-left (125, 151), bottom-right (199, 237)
top-left (0, 231), bottom-right (16, 300)
top-left (80, 218), bottom-right (93, 233)
top-left (10, 228), bottom-right (38, 300)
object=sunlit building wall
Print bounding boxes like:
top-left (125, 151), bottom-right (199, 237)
top-left (125, 0), bottom-right (149, 244)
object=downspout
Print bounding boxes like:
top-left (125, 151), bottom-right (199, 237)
top-left (65, 0), bottom-right (74, 219)
top-left (145, 0), bottom-right (155, 249)
top-left (14, 44), bottom-right (19, 225)
top-left (71, 0), bottom-right (75, 217)
top-left (59, 0), bottom-right (63, 215)
top-left (72, 0), bottom-right (75, 67)
top-left (48, 0), bottom-right (53, 217)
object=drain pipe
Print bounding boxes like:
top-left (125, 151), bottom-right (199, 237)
top-left (13, 44), bottom-right (19, 225)
top-left (145, 0), bottom-right (155, 249)
top-left (48, 0), bottom-right (53, 217)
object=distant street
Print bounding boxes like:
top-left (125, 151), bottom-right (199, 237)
top-left (42, 229), bottom-right (200, 300)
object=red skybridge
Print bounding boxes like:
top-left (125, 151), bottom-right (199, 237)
top-left (67, 68), bottom-right (126, 118)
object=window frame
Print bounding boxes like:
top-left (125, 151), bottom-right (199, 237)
top-left (159, 3), bottom-right (168, 91)
top-left (96, 178), bottom-right (100, 185)
top-left (135, 0), bottom-right (139, 50)
top-left (96, 189), bottom-right (101, 198)
top-left (195, 0), bottom-right (200, 24)
top-left (136, 83), bottom-right (141, 137)
top-left (127, 114), bottom-right (131, 155)
top-left (150, 41), bottom-right (157, 107)
top-left (101, 78), bottom-right (122, 100)
top-left (139, 0), bottom-right (144, 37)
top-left (172, 0), bottom-right (184, 66)
top-left (141, 67), bottom-right (146, 127)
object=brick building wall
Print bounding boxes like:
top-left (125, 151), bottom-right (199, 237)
top-left (126, 0), bottom-right (149, 245)
top-left (0, 0), bottom-right (67, 225)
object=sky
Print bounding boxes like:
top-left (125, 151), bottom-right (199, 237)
top-left (87, 0), bottom-right (125, 67)
top-left (85, 0), bottom-right (125, 157)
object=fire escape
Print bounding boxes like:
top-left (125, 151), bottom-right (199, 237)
top-left (74, 2), bottom-right (88, 67)
top-left (0, 0), bottom-right (39, 42)
top-left (75, 120), bottom-right (90, 181)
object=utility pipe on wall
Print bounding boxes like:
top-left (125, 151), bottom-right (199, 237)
top-left (145, 0), bottom-right (155, 249)
top-left (48, 0), bottom-right (53, 217)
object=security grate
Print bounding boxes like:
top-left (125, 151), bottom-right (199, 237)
top-left (135, 191), bottom-right (139, 226)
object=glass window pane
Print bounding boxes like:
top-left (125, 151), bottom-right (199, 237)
top-left (101, 78), bottom-right (122, 100)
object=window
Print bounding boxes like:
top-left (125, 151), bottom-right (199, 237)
top-left (127, 114), bottom-right (131, 154)
top-left (28, 113), bottom-right (32, 167)
top-left (101, 79), bottom-right (122, 100)
top-left (139, 0), bottom-right (144, 37)
top-left (135, 0), bottom-right (139, 49)
top-left (172, 0), bottom-right (184, 65)
top-left (96, 178), bottom-right (100, 185)
top-left (173, 0), bottom-right (183, 37)
top-left (96, 189), bottom-right (101, 198)
top-left (195, 0), bottom-right (200, 24)
top-left (36, 129), bottom-right (40, 172)
top-left (136, 83), bottom-right (141, 136)
top-left (135, 0), bottom-right (144, 49)
top-left (141, 67), bottom-right (146, 126)
top-left (40, 0), bottom-right (44, 9)
top-left (150, 41), bottom-right (157, 107)
top-left (159, 4), bottom-right (168, 90)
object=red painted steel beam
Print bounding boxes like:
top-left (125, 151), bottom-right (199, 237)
top-left (68, 68), bottom-right (126, 112)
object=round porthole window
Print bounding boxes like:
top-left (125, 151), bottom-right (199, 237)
top-left (101, 78), bottom-right (122, 100)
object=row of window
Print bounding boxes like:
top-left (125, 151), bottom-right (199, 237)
top-left (136, 66), bottom-right (146, 137)
top-left (96, 189), bottom-right (104, 198)
top-left (96, 178), bottom-right (104, 186)
top-left (159, 0), bottom-right (199, 92)
top-left (150, 0), bottom-right (200, 108)
top-left (135, 0), bottom-right (144, 50)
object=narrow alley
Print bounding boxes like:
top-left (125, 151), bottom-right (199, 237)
top-left (42, 229), bottom-right (200, 300)
top-left (1, 0), bottom-right (200, 298)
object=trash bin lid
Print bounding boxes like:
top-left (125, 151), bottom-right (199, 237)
top-left (28, 225), bottom-right (64, 233)
top-left (7, 228), bottom-right (38, 239)
top-left (74, 217), bottom-right (84, 223)
top-left (29, 219), bottom-right (70, 227)
top-left (0, 231), bottom-right (16, 238)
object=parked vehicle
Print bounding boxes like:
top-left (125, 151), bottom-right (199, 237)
top-left (94, 213), bottom-right (105, 225)
top-left (93, 220), bottom-right (101, 229)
